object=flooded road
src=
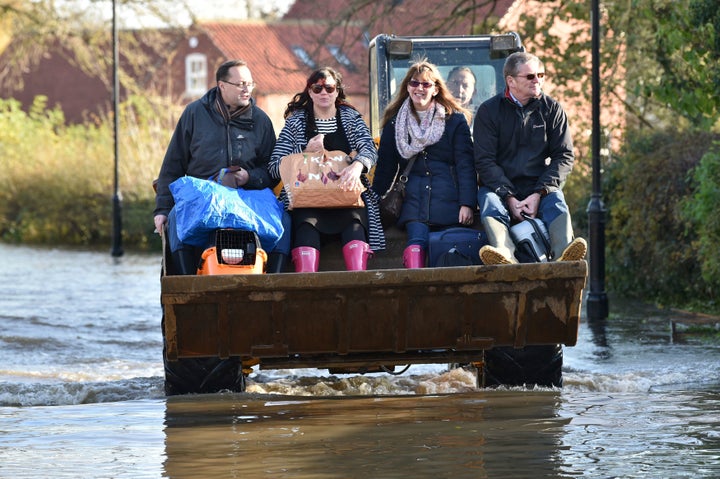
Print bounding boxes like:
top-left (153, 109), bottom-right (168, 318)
top-left (0, 243), bottom-right (719, 478)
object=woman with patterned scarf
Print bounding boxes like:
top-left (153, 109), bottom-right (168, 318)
top-left (372, 60), bottom-right (477, 268)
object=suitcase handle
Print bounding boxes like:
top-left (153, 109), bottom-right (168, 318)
top-left (520, 213), bottom-right (553, 260)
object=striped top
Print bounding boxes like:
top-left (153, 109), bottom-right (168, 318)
top-left (269, 106), bottom-right (386, 252)
top-left (315, 117), bottom-right (338, 135)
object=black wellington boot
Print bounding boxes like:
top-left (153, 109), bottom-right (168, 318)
top-left (171, 247), bottom-right (202, 275)
top-left (266, 252), bottom-right (288, 273)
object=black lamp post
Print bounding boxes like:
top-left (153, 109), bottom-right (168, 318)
top-left (111, 0), bottom-right (124, 257)
top-left (586, 0), bottom-right (608, 320)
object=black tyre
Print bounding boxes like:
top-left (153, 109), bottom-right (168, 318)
top-left (163, 354), bottom-right (246, 396)
top-left (480, 344), bottom-right (563, 388)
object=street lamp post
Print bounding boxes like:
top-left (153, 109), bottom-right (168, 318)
top-left (111, 0), bottom-right (124, 257)
top-left (586, 0), bottom-right (608, 320)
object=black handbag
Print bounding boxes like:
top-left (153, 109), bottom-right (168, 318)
top-left (379, 154), bottom-right (418, 227)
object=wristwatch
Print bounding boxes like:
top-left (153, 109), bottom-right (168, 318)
top-left (535, 186), bottom-right (549, 198)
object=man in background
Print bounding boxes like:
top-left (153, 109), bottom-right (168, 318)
top-left (447, 66), bottom-right (477, 113)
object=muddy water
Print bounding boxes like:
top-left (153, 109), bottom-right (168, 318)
top-left (1, 244), bottom-right (719, 478)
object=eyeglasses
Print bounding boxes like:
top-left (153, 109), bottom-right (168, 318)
top-left (223, 79), bottom-right (255, 90)
top-left (514, 72), bottom-right (545, 81)
top-left (408, 80), bottom-right (435, 89)
top-left (310, 84), bottom-right (337, 94)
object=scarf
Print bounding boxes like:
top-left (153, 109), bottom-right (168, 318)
top-left (215, 90), bottom-right (254, 130)
top-left (394, 97), bottom-right (446, 160)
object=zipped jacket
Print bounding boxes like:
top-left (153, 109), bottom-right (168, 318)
top-left (154, 88), bottom-right (276, 217)
top-left (372, 112), bottom-right (476, 227)
top-left (473, 90), bottom-right (574, 200)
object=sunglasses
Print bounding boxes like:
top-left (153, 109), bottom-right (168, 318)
top-left (515, 72), bottom-right (546, 80)
top-left (408, 80), bottom-right (435, 89)
top-left (310, 84), bottom-right (337, 94)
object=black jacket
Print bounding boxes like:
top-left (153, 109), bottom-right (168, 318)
top-left (154, 88), bottom-right (276, 217)
top-left (473, 90), bottom-right (574, 200)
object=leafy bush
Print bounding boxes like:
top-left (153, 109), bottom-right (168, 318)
top-left (0, 95), bottom-right (176, 250)
top-left (682, 143), bottom-right (720, 292)
top-left (604, 128), bottom-right (718, 305)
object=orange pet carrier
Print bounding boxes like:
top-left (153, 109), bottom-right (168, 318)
top-left (197, 229), bottom-right (267, 275)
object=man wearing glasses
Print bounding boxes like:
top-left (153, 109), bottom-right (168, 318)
top-left (473, 51), bottom-right (586, 265)
top-left (154, 59), bottom-right (290, 274)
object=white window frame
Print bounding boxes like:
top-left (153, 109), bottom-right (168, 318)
top-left (327, 45), bottom-right (355, 71)
top-left (185, 53), bottom-right (208, 97)
top-left (291, 46), bottom-right (317, 69)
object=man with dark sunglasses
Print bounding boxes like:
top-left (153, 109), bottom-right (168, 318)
top-left (473, 51), bottom-right (586, 265)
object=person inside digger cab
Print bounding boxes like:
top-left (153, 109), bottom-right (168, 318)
top-left (153, 59), bottom-right (291, 274)
top-left (268, 67), bottom-right (385, 272)
top-left (473, 52), bottom-right (586, 265)
top-left (371, 60), bottom-right (476, 268)
top-left (447, 66), bottom-right (477, 118)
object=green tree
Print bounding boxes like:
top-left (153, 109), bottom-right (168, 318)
top-left (683, 144), bottom-right (720, 292)
top-left (0, 0), bottom-right (191, 100)
top-left (633, 0), bottom-right (720, 130)
top-left (505, 0), bottom-right (720, 132)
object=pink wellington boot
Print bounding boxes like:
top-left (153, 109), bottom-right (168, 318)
top-left (402, 245), bottom-right (425, 269)
top-left (342, 240), bottom-right (372, 271)
top-left (291, 247), bottom-right (320, 272)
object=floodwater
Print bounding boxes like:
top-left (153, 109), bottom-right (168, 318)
top-left (0, 243), bottom-right (719, 478)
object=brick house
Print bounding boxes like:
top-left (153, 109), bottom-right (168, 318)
top-left (0, 0), bottom-right (515, 131)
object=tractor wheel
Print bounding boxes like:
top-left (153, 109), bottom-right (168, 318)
top-left (163, 354), bottom-right (246, 396)
top-left (480, 344), bottom-right (563, 388)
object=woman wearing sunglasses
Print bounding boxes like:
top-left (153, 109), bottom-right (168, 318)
top-left (371, 60), bottom-right (476, 268)
top-left (268, 67), bottom-right (385, 272)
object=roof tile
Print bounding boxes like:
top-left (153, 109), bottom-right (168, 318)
top-left (200, 21), bottom-right (309, 94)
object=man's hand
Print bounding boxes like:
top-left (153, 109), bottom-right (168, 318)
top-left (511, 193), bottom-right (541, 221)
top-left (459, 206), bottom-right (474, 225)
top-left (506, 196), bottom-right (524, 222)
top-left (154, 214), bottom-right (167, 235)
top-left (233, 167), bottom-right (250, 187)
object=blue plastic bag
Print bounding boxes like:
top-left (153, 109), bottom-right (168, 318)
top-left (169, 176), bottom-right (285, 252)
